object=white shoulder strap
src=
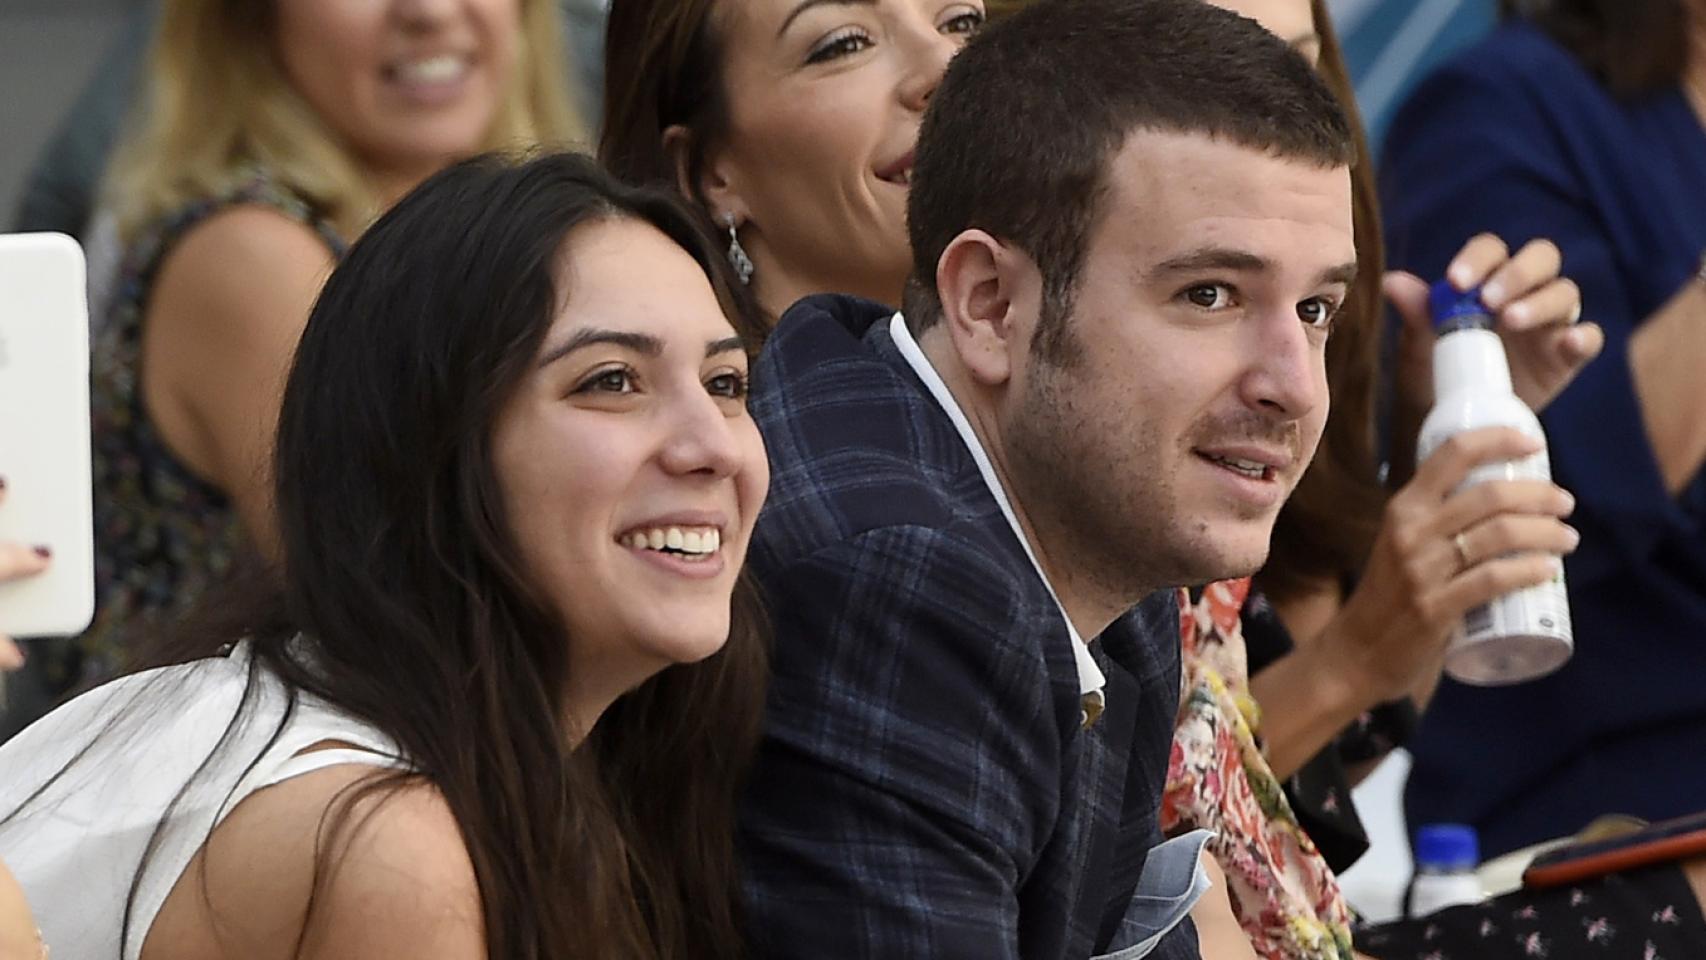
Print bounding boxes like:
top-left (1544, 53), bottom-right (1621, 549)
top-left (261, 745), bottom-right (405, 790)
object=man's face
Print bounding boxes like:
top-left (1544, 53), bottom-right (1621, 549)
top-left (1004, 130), bottom-right (1354, 595)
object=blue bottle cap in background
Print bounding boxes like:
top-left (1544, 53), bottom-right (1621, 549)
top-left (1428, 280), bottom-right (1491, 332)
top-left (1414, 823), bottom-right (1480, 869)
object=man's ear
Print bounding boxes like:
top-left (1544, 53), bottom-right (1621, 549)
top-left (664, 124), bottom-right (748, 226)
top-left (935, 230), bottom-right (1042, 388)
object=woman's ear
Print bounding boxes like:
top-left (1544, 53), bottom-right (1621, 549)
top-left (661, 125), bottom-right (699, 202)
top-left (664, 124), bottom-right (748, 226)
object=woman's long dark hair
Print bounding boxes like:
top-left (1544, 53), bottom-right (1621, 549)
top-left (1502, 0), bottom-right (1692, 97)
top-left (1256, 0), bottom-right (1390, 604)
top-left (142, 151), bottom-right (768, 958)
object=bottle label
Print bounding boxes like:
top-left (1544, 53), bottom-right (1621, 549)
top-left (1452, 452), bottom-right (1574, 650)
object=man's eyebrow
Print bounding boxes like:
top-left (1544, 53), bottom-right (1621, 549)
top-left (1148, 248), bottom-right (1359, 289)
top-left (777, 0), bottom-right (875, 39)
top-left (538, 329), bottom-right (663, 368)
top-left (1148, 247), bottom-right (1272, 280)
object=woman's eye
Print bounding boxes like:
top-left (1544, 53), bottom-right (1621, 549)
top-left (706, 371), bottom-right (750, 400)
top-left (577, 368), bottom-right (635, 395)
top-left (941, 9), bottom-right (985, 36)
top-left (1298, 298), bottom-right (1339, 329)
top-left (806, 29), bottom-right (874, 64)
top-left (1184, 284), bottom-right (1234, 310)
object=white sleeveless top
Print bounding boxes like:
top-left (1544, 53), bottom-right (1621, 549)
top-left (0, 644), bottom-right (406, 960)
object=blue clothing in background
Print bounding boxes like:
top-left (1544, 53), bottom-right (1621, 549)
top-left (1381, 21), bottom-right (1706, 857)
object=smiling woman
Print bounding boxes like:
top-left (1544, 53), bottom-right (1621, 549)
top-left (601, 0), bottom-right (985, 319)
top-left (0, 0), bottom-right (591, 737)
top-left (0, 152), bottom-right (769, 960)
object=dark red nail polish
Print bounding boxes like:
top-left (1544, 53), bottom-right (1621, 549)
top-left (0, 476), bottom-right (7, 490)
top-left (32, 545), bottom-right (51, 559)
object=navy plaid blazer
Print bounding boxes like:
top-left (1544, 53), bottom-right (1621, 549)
top-left (738, 295), bottom-right (1199, 959)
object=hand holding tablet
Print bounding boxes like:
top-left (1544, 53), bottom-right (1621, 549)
top-left (0, 233), bottom-right (94, 645)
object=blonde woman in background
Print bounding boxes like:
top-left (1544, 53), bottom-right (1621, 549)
top-left (8, 0), bottom-right (583, 729)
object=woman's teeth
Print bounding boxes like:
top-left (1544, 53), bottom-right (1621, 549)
top-left (394, 55), bottom-right (467, 84)
top-left (623, 526), bottom-right (722, 558)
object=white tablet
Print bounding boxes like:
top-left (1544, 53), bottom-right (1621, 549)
top-left (0, 232), bottom-right (94, 638)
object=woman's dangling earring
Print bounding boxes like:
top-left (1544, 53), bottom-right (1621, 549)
top-left (724, 213), bottom-right (754, 286)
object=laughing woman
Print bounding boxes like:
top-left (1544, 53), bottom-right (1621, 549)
top-left (0, 153), bottom-right (768, 960)
top-left (5, 0), bottom-right (587, 736)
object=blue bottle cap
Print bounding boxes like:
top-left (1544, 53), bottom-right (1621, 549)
top-left (1428, 280), bottom-right (1492, 332)
top-left (1414, 823), bottom-right (1480, 869)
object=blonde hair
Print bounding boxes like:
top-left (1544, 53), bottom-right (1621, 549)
top-left (108, 0), bottom-right (584, 240)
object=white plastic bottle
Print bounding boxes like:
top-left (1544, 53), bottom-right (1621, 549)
top-left (1416, 281), bottom-right (1573, 685)
top-left (1409, 823), bottom-right (1486, 917)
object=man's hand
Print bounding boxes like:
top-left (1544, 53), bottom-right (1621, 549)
top-left (1386, 234), bottom-right (1605, 419)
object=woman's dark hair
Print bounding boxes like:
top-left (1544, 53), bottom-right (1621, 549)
top-left (1502, 0), bottom-right (1692, 96)
top-left (134, 151), bottom-right (768, 958)
top-left (1257, 0), bottom-right (1391, 604)
top-left (598, 1), bottom-right (778, 329)
top-left (599, 0), bottom-right (728, 193)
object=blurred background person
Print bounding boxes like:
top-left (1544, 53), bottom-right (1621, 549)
top-left (600, 0), bottom-right (984, 321)
top-left (1, 0), bottom-right (583, 741)
top-left (8, 0), bottom-right (610, 242)
top-left (1380, 0), bottom-right (1706, 858)
top-left (0, 151), bottom-right (769, 960)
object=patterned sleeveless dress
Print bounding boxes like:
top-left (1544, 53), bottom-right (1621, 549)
top-left (64, 172), bottom-right (345, 693)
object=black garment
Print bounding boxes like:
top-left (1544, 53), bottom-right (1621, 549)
top-left (1242, 587), bottom-right (1418, 872)
top-left (1358, 864), bottom-right (1706, 959)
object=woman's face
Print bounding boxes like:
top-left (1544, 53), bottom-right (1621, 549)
top-left (273, 0), bottom-right (521, 190)
top-left (490, 217), bottom-right (769, 730)
top-left (701, 0), bottom-right (986, 314)
top-left (1205, 0), bottom-right (1320, 66)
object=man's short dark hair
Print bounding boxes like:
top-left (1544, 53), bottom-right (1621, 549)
top-left (904, 0), bottom-right (1356, 357)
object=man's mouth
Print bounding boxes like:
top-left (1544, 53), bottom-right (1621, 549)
top-left (1197, 452), bottom-right (1276, 481)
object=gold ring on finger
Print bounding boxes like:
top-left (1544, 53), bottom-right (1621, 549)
top-left (1453, 532), bottom-right (1472, 570)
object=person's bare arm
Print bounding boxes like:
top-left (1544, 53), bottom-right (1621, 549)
top-left (0, 857), bottom-right (43, 960)
top-left (140, 206), bottom-right (335, 559)
top-left (144, 764), bottom-right (483, 960)
top-left (1628, 276), bottom-right (1706, 494)
top-left (1189, 856), bottom-right (1262, 960)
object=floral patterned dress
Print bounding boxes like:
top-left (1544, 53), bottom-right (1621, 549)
top-left (1164, 580), bottom-right (1706, 960)
top-left (1163, 578), bottom-right (1356, 960)
top-left (67, 172), bottom-right (345, 690)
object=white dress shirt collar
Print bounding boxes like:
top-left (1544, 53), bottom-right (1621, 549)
top-left (887, 312), bottom-right (1107, 723)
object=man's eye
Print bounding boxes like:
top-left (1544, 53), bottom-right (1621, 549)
top-left (1184, 284), bottom-right (1233, 309)
top-left (1298, 298), bottom-right (1339, 329)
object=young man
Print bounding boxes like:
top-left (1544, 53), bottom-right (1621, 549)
top-left (737, 0), bottom-right (1357, 956)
